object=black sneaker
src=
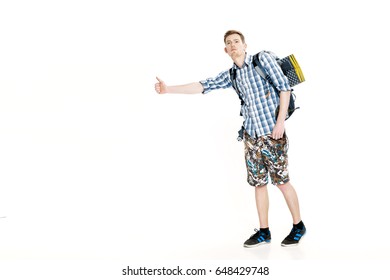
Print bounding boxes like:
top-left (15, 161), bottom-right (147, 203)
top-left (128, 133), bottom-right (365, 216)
top-left (281, 224), bottom-right (306, 247)
top-left (244, 229), bottom-right (271, 248)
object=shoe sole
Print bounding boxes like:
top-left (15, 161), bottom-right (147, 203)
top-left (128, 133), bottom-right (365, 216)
top-left (281, 231), bottom-right (306, 247)
top-left (243, 240), bottom-right (271, 248)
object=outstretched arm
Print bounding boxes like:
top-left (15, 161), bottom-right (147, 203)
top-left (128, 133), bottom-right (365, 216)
top-left (154, 77), bottom-right (204, 94)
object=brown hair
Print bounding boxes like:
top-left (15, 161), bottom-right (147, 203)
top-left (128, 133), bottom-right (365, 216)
top-left (224, 30), bottom-right (245, 44)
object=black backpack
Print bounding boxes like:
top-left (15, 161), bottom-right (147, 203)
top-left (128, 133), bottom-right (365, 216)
top-left (229, 51), bottom-right (305, 140)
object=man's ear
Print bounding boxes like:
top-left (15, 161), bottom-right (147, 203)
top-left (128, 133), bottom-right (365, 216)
top-left (224, 47), bottom-right (228, 53)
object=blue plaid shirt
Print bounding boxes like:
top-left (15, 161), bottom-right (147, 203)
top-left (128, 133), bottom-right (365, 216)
top-left (200, 52), bottom-right (291, 138)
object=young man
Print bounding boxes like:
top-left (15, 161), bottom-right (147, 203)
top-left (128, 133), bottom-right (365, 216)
top-left (154, 30), bottom-right (306, 247)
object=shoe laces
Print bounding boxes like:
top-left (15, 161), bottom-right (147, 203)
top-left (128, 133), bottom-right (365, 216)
top-left (250, 228), bottom-right (267, 239)
top-left (251, 228), bottom-right (259, 237)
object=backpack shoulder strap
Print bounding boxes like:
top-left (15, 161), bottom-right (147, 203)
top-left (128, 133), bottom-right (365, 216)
top-left (229, 67), bottom-right (245, 115)
top-left (252, 51), bottom-right (267, 80)
top-left (229, 67), bottom-right (238, 93)
top-left (252, 51), bottom-right (278, 91)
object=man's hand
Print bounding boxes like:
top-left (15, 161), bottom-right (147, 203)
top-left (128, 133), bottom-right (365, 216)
top-left (155, 77), bottom-right (168, 94)
top-left (271, 122), bottom-right (285, 140)
top-left (154, 78), bottom-right (203, 94)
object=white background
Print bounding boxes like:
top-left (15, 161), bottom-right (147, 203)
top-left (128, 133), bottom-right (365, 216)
top-left (1, 0), bottom-right (389, 278)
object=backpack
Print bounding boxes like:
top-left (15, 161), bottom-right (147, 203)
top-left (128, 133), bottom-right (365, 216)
top-left (229, 51), bottom-right (305, 140)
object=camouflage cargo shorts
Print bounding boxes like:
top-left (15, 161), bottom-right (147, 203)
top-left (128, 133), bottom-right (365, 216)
top-left (243, 131), bottom-right (290, 186)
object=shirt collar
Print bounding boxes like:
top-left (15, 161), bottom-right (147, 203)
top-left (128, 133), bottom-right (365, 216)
top-left (232, 53), bottom-right (252, 70)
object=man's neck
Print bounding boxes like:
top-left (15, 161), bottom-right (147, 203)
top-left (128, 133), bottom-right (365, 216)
top-left (232, 53), bottom-right (246, 68)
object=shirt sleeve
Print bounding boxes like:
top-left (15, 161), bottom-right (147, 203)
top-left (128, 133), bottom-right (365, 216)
top-left (199, 70), bottom-right (232, 94)
top-left (260, 52), bottom-right (291, 92)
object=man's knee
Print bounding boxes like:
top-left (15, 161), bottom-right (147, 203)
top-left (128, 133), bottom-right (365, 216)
top-left (276, 181), bottom-right (291, 192)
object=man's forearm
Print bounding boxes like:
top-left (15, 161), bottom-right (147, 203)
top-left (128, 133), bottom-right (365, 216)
top-left (167, 82), bottom-right (204, 94)
top-left (276, 90), bottom-right (291, 123)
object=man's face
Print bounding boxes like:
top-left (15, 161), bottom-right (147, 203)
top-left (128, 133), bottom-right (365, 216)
top-left (224, 34), bottom-right (247, 58)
